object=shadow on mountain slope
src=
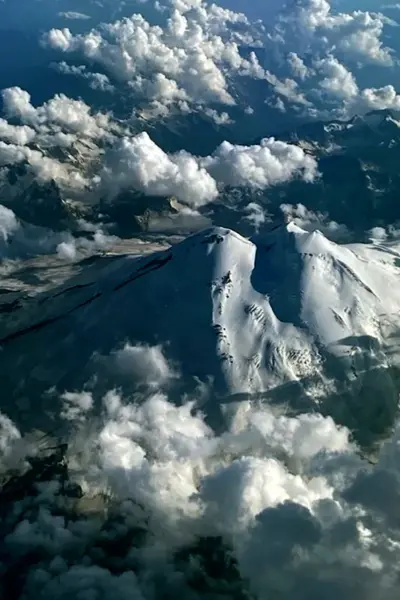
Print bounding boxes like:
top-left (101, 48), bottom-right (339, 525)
top-left (250, 232), bottom-right (304, 327)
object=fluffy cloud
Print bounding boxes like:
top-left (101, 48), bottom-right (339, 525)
top-left (353, 84), bottom-right (400, 113)
top-left (0, 411), bottom-right (22, 469)
top-left (58, 11), bottom-right (91, 21)
top-left (368, 224), bottom-right (400, 242)
top-left (36, 0), bottom-right (400, 124)
top-left (0, 118), bottom-right (36, 146)
top-left (0, 203), bottom-right (19, 244)
top-left (264, 70), bottom-right (312, 107)
top-left (61, 391), bottom-right (94, 423)
top-left (0, 141), bottom-right (74, 184)
top-left (4, 378), bottom-right (400, 599)
top-left (201, 138), bottom-right (318, 187)
top-left (266, 51), bottom-right (400, 120)
top-left (33, 0), bottom-right (400, 127)
top-left (270, 0), bottom-right (395, 66)
top-left (242, 202), bottom-right (269, 231)
top-left (280, 203), bottom-right (351, 241)
top-left (0, 203), bottom-right (68, 258)
top-left (99, 132), bottom-right (318, 206)
top-left (287, 52), bottom-right (310, 81)
top-left (111, 342), bottom-right (177, 388)
top-left (0, 203), bottom-right (118, 260)
top-left (258, 0), bottom-right (400, 119)
top-left (307, 55), bottom-right (400, 118)
top-left (314, 55), bottom-right (359, 102)
top-left (51, 62), bottom-right (115, 92)
top-left (98, 132), bottom-right (219, 206)
top-left (43, 0), bottom-right (265, 115)
top-left (56, 229), bottom-right (118, 261)
top-left (2, 87), bottom-right (112, 139)
top-left (0, 87), bottom-right (121, 203)
top-left (56, 240), bottom-right (78, 261)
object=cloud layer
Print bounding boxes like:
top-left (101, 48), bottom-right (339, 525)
top-left (43, 0), bottom-right (264, 116)
top-left (42, 0), bottom-right (400, 121)
top-left (2, 369), bottom-right (400, 599)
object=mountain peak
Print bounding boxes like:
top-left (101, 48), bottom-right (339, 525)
top-left (1, 224), bottom-right (400, 436)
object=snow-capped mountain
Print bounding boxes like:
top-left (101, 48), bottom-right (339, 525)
top-left (1, 225), bottom-right (400, 442)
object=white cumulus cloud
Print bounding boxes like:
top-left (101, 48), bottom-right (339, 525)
top-left (42, 0), bottom-right (265, 115)
top-left (98, 132), bottom-right (219, 206)
top-left (98, 132), bottom-right (318, 206)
